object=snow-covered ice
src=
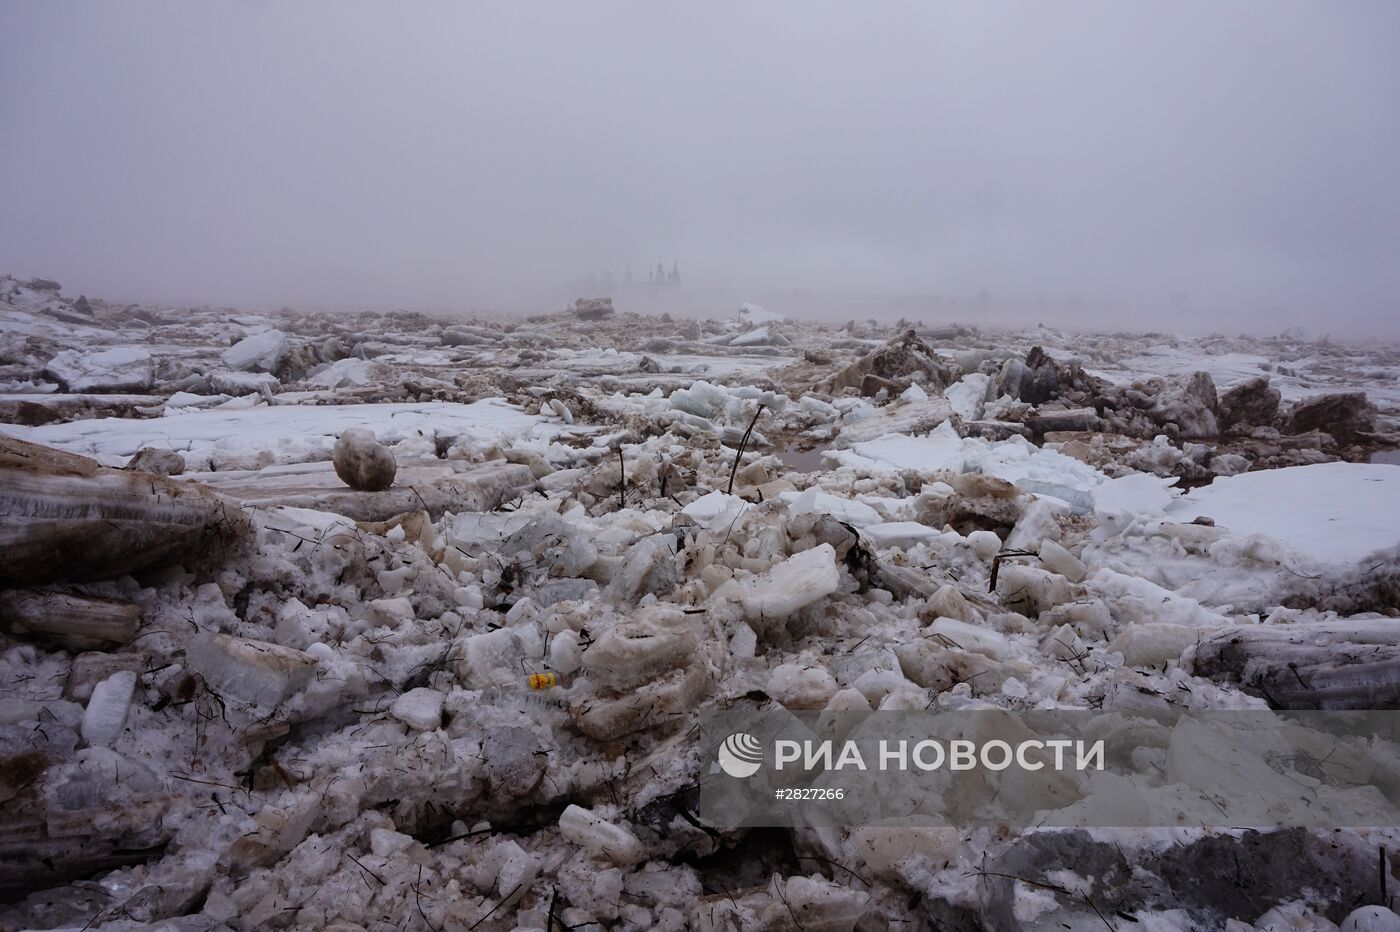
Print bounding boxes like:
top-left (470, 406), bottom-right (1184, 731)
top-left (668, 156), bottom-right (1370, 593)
top-left (43, 346), bottom-right (154, 392)
top-left (1166, 461), bottom-right (1400, 563)
top-left (2, 398), bottom-right (573, 467)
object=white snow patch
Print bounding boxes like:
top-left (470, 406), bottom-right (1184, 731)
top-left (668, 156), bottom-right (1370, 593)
top-left (1093, 473), bottom-right (1180, 526)
top-left (1166, 462), bottom-right (1400, 564)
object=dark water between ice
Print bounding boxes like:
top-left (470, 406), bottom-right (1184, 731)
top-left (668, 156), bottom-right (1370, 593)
top-left (776, 444), bottom-right (831, 473)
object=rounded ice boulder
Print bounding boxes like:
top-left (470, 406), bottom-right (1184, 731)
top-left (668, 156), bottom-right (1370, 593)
top-left (125, 447), bottom-right (186, 476)
top-left (1342, 907), bottom-right (1400, 932)
top-left (333, 428), bottom-right (396, 491)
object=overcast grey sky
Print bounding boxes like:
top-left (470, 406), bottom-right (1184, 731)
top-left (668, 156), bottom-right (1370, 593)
top-left (1, 2), bottom-right (1398, 329)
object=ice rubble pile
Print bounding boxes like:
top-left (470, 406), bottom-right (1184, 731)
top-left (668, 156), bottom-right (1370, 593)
top-left (2, 277), bottom-right (1400, 929)
top-left (5, 416), bottom-right (1400, 928)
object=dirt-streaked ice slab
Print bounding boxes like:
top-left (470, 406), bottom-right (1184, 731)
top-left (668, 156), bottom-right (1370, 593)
top-left (193, 458), bottom-right (535, 520)
top-left (1167, 462), bottom-right (1400, 563)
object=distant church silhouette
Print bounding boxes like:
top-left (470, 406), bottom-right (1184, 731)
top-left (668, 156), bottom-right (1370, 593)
top-left (641, 259), bottom-right (681, 286)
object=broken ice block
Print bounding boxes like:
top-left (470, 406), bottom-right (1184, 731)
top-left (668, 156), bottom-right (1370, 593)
top-left (607, 533), bottom-right (680, 603)
top-left (221, 328), bottom-right (288, 372)
top-left (1111, 623), bottom-right (1202, 667)
top-left (738, 543), bottom-right (840, 623)
top-left (209, 370), bottom-right (279, 396)
top-left (861, 521), bottom-right (939, 549)
top-left (186, 632), bottom-right (316, 706)
top-left (389, 687), bottom-right (444, 730)
top-left (0, 590), bottom-right (139, 648)
top-left (548, 398), bottom-right (573, 423)
top-left (549, 629), bottom-right (582, 674)
top-left (558, 804), bottom-right (646, 865)
top-left (669, 380), bottom-right (731, 420)
top-left (125, 447), bottom-right (185, 476)
top-left (453, 585), bottom-right (485, 610)
top-left (995, 564), bottom-right (1073, 616)
top-left (759, 875), bottom-right (869, 932)
top-left (1037, 539), bottom-right (1086, 583)
top-left (501, 512), bottom-right (599, 578)
top-left (1164, 719), bottom-right (1303, 817)
top-left (729, 622), bottom-right (758, 658)
top-left (307, 356), bottom-right (383, 389)
top-left (0, 435), bottom-right (250, 584)
top-left (967, 530), bottom-right (1002, 559)
top-left (944, 372), bottom-right (991, 420)
top-left (458, 626), bottom-right (544, 687)
top-left (1041, 598), bottom-right (1113, 638)
top-left (367, 597), bottom-right (414, 625)
top-left (924, 617), bottom-right (1011, 660)
top-left (80, 671), bottom-right (137, 747)
top-left (196, 460), bottom-right (535, 521)
top-left (369, 827), bottom-right (416, 858)
top-left (572, 665), bottom-right (714, 740)
top-left (681, 490), bottom-right (752, 531)
top-left (64, 652), bottom-right (149, 703)
top-left (1088, 568), bottom-right (1229, 628)
top-left (921, 583), bottom-right (979, 623)
top-left (783, 488), bottom-right (883, 527)
top-left (582, 607), bottom-right (696, 691)
top-left (1004, 497), bottom-right (1063, 552)
top-left (767, 661), bottom-right (838, 710)
top-left (1191, 618), bottom-right (1400, 709)
top-left (332, 428), bottom-right (397, 491)
top-left (1025, 405), bottom-right (1100, 435)
top-left (42, 346), bottom-right (154, 393)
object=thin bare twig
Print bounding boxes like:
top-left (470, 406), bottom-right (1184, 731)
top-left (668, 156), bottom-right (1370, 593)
top-left (617, 446), bottom-right (626, 509)
top-left (727, 404), bottom-right (765, 495)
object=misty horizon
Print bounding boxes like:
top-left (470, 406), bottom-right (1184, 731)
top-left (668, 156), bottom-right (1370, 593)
top-left (3, 2), bottom-right (1398, 336)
